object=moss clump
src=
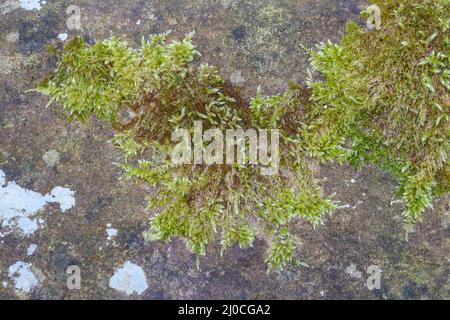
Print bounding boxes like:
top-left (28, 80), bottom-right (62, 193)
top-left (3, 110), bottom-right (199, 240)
top-left (38, 33), bottom-right (335, 271)
top-left (37, 0), bottom-right (449, 270)
top-left (307, 0), bottom-right (449, 223)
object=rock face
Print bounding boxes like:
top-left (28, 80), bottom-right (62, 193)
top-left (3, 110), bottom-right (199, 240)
top-left (0, 0), bottom-right (448, 300)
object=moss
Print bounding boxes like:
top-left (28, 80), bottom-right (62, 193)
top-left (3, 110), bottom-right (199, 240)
top-left (36, 0), bottom-right (449, 270)
top-left (37, 32), bottom-right (335, 271)
top-left (307, 0), bottom-right (449, 223)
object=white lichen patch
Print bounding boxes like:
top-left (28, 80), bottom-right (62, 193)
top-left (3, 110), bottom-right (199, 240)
top-left (6, 32), bottom-right (19, 44)
top-left (106, 224), bottom-right (118, 240)
top-left (0, 55), bottom-right (14, 75)
top-left (47, 186), bottom-right (75, 212)
top-left (57, 33), bottom-right (68, 42)
top-left (230, 70), bottom-right (245, 85)
top-left (27, 244), bottom-right (38, 256)
top-left (8, 261), bottom-right (39, 293)
top-left (0, 169), bottom-right (76, 236)
top-left (42, 149), bottom-right (60, 168)
top-left (19, 0), bottom-right (45, 11)
top-left (109, 261), bottom-right (148, 295)
top-left (16, 217), bottom-right (40, 235)
top-left (345, 263), bottom-right (362, 279)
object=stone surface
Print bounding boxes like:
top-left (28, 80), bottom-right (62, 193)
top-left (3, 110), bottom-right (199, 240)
top-left (0, 0), bottom-right (448, 300)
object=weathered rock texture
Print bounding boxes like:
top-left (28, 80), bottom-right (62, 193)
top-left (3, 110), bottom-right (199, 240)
top-left (0, 0), bottom-right (448, 299)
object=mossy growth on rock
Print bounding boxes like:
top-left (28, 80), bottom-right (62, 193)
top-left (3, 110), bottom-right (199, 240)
top-left (38, 32), bottom-right (335, 271)
top-left (37, 0), bottom-right (449, 269)
top-left (306, 0), bottom-right (449, 223)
